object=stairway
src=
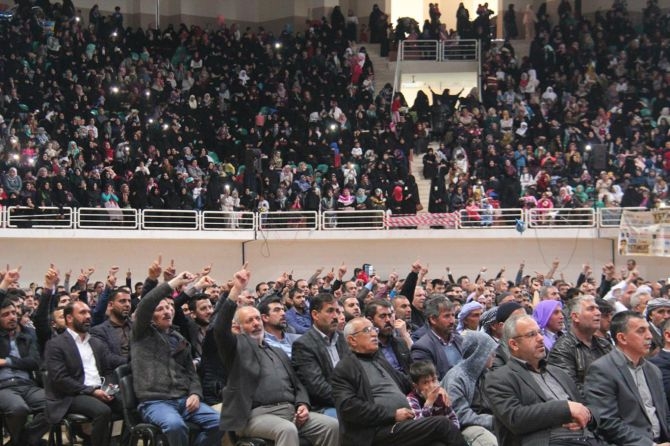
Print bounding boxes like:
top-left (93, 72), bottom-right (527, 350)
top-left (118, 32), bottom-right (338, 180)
top-left (410, 142), bottom-right (441, 213)
top-left (364, 43), bottom-right (433, 213)
top-left (364, 44), bottom-right (395, 92)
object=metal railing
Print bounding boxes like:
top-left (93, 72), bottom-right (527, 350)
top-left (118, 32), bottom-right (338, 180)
top-left (441, 39), bottom-right (479, 61)
top-left (142, 209), bottom-right (199, 230)
top-left (527, 208), bottom-right (596, 228)
top-left (397, 39), bottom-right (479, 62)
top-left (322, 210), bottom-right (385, 230)
top-left (458, 208), bottom-right (523, 229)
top-left (598, 207), bottom-right (646, 227)
top-left (257, 211), bottom-right (318, 231)
top-left (202, 211), bottom-right (255, 231)
top-left (78, 207), bottom-right (139, 229)
top-left (393, 39), bottom-right (480, 104)
top-left (6, 206), bottom-right (73, 228)
top-left (0, 206), bottom-right (645, 232)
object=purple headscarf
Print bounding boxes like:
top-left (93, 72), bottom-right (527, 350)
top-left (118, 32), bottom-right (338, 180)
top-left (533, 300), bottom-right (563, 329)
top-left (532, 300), bottom-right (563, 351)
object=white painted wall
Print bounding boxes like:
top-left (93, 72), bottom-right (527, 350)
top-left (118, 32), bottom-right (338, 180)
top-left (3, 229), bottom-right (669, 288)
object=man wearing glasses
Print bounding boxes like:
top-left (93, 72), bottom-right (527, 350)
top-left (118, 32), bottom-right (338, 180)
top-left (331, 317), bottom-right (467, 446)
top-left (485, 314), bottom-right (607, 446)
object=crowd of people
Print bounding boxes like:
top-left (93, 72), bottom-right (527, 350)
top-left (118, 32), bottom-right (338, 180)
top-left (0, 2), bottom-right (425, 223)
top-left (0, 0), bottom-right (667, 230)
top-left (418, 0), bottom-right (670, 219)
top-left (2, 255), bottom-right (670, 446)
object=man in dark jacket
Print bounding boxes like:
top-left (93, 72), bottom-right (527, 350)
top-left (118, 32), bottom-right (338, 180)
top-left (215, 265), bottom-right (338, 446)
top-left (410, 296), bottom-right (463, 379)
top-left (548, 295), bottom-right (611, 395)
top-left (365, 299), bottom-right (412, 377)
top-left (0, 298), bottom-right (50, 446)
top-left (45, 301), bottom-right (123, 446)
top-left (292, 292), bottom-right (348, 417)
top-left (585, 311), bottom-right (670, 446)
top-left (651, 319), bottom-right (670, 412)
top-left (131, 271), bottom-right (222, 446)
top-left (331, 316), bottom-right (466, 446)
top-left (90, 287), bottom-right (132, 375)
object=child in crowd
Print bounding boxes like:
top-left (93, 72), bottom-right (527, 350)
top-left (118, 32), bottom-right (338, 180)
top-left (406, 360), bottom-right (460, 429)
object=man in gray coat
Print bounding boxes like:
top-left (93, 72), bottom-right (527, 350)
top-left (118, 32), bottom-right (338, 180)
top-left (585, 311), bottom-right (670, 446)
top-left (215, 264), bottom-right (338, 446)
top-left (131, 271), bottom-right (222, 446)
top-left (485, 314), bottom-right (606, 446)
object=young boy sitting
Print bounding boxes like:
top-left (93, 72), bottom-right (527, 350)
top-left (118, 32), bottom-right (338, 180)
top-left (406, 360), bottom-right (461, 429)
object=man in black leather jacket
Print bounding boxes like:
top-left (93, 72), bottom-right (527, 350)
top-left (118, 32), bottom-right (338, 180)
top-left (548, 295), bottom-right (612, 395)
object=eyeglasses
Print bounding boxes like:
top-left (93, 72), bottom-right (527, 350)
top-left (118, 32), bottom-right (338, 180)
top-left (351, 326), bottom-right (379, 336)
top-left (514, 330), bottom-right (540, 340)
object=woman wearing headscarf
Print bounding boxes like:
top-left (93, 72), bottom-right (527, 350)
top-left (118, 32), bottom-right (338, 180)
top-left (388, 185), bottom-right (404, 215)
top-left (443, 331), bottom-right (498, 446)
top-left (337, 187), bottom-right (355, 210)
top-left (532, 300), bottom-right (564, 352)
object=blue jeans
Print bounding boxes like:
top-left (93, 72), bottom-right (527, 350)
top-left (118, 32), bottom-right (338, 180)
top-left (138, 397), bottom-right (222, 446)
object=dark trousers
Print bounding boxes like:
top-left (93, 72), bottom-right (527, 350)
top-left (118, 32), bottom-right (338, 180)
top-left (373, 416), bottom-right (468, 446)
top-left (0, 383), bottom-right (49, 445)
top-left (68, 395), bottom-right (121, 446)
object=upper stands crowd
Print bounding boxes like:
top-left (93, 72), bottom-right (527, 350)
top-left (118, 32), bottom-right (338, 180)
top-left (0, 0), bottom-right (668, 223)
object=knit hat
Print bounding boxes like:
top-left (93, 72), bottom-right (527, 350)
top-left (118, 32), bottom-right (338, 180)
top-left (457, 302), bottom-right (484, 331)
top-left (496, 302), bottom-right (524, 323)
top-left (646, 298), bottom-right (670, 317)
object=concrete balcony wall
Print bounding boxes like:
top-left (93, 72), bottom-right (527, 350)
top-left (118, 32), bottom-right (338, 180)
top-left (3, 228), bottom-right (669, 286)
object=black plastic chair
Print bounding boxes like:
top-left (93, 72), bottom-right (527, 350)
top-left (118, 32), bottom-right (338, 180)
top-left (41, 370), bottom-right (96, 446)
top-left (116, 365), bottom-right (208, 446)
top-left (114, 364), bottom-right (169, 446)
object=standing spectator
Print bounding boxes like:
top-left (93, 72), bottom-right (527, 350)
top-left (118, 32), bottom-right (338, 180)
top-left (110, 6), bottom-right (123, 31)
top-left (345, 9), bottom-right (359, 43)
top-left (503, 5), bottom-right (518, 39)
top-left (456, 3), bottom-right (470, 38)
top-left (522, 5), bottom-right (537, 40)
top-left (368, 4), bottom-right (385, 43)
